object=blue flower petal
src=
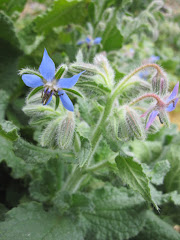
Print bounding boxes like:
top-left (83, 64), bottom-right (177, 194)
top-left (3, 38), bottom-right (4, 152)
top-left (86, 37), bottom-right (91, 44)
top-left (77, 40), bottom-right (85, 45)
top-left (93, 37), bottom-right (102, 44)
top-left (149, 55), bottom-right (160, 63)
top-left (39, 48), bottom-right (55, 81)
top-left (146, 110), bottom-right (159, 130)
top-left (57, 71), bottom-right (84, 89)
top-left (166, 82), bottom-right (179, 102)
top-left (166, 98), bottom-right (179, 112)
top-left (59, 90), bottom-right (74, 111)
top-left (22, 74), bottom-right (44, 88)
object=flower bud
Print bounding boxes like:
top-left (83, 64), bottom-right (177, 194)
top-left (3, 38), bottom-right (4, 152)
top-left (69, 62), bottom-right (99, 78)
top-left (74, 132), bottom-right (81, 153)
top-left (158, 110), bottom-right (170, 128)
top-left (40, 117), bottom-right (61, 147)
top-left (56, 112), bottom-right (75, 149)
top-left (55, 64), bottom-right (68, 80)
top-left (152, 73), bottom-right (168, 95)
top-left (110, 106), bottom-right (146, 141)
top-left (94, 53), bottom-right (114, 86)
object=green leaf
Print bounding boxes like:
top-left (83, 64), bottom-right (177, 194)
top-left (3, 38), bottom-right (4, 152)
top-left (27, 86), bottom-right (44, 100)
top-left (115, 152), bottom-right (157, 208)
top-left (130, 140), bottom-right (162, 163)
top-left (29, 158), bottom-right (63, 202)
top-left (0, 135), bottom-right (28, 178)
top-left (0, 0), bottom-right (26, 16)
top-left (134, 211), bottom-right (180, 240)
top-left (0, 10), bottom-right (21, 49)
top-left (0, 202), bottom-right (84, 240)
top-left (102, 16), bottom-right (123, 51)
top-left (0, 11), bottom-right (22, 93)
top-left (63, 88), bottom-right (84, 98)
top-left (14, 138), bottom-right (74, 165)
top-left (0, 90), bottom-right (9, 121)
top-left (150, 160), bottom-right (170, 185)
top-left (159, 134), bottom-right (180, 193)
top-left (0, 121), bottom-right (19, 141)
top-left (34, 0), bottom-right (90, 35)
top-left (79, 186), bottom-right (147, 240)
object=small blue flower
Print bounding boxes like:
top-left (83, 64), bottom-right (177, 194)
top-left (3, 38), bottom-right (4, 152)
top-left (22, 49), bottom-right (84, 111)
top-left (149, 55), bottom-right (160, 63)
top-left (139, 70), bottom-right (150, 80)
top-left (77, 36), bottom-right (102, 46)
top-left (142, 82), bottom-right (179, 129)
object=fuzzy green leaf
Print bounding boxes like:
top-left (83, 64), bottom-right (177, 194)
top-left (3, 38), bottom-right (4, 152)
top-left (0, 202), bottom-right (84, 240)
top-left (34, 0), bottom-right (90, 34)
top-left (115, 152), bottom-right (157, 208)
top-left (150, 160), bottom-right (170, 185)
top-left (134, 211), bottom-right (180, 240)
top-left (102, 16), bottom-right (123, 51)
top-left (0, 90), bottom-right (9, 121)
top-left (0, 121), bottom-right (19, 141)
top-left (80, 186), bottom-right (147, 240)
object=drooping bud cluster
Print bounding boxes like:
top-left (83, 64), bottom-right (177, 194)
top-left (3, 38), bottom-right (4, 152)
top-left (109, 106), bottom-right (146, 142)
top-left (152, 72), bottom-right (168, 96)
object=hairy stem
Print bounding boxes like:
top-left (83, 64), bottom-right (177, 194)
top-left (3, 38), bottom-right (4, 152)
top-left (129, 93), bottom-right (164, 106)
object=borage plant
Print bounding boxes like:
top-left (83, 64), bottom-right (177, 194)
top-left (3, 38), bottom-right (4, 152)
top-left (16, 49), bottom-right (179, 239)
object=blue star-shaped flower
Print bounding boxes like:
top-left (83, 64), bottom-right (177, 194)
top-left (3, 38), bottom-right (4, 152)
top-left (77, 36), bottom-right (102, 46)
top-left (22, 49), bottom-right (84, 111)
top-left (142, 82), bottom-right (179, 129)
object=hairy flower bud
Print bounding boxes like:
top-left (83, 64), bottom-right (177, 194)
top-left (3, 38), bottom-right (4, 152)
top-left (74, 132), bottom-right (81, 153)
top-left (40, 117), bottom-right (61, 147)
top-left (152, 73), bottom-right (168, 95)
top-left (110, 106), bottom-right (146, 141)
top-left (94, 53), bottom-right (114, 86)
top-left (57, 112), bottom-right (75, 149)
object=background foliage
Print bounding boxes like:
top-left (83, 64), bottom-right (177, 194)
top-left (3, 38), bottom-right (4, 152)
top-left (0, 0), bottom-right (180, 239)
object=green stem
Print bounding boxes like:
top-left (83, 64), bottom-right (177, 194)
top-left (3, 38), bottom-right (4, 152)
top-left (85, 159), bottom-right (109, 172)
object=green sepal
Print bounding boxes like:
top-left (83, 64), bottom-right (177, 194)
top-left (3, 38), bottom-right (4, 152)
top-left (62, 88), bottom-right (84, 98)
top-left (27, 86), bottom-right (44, 100)
top-left (55, 95), bottom-right (60, 110)
top-left (76, 81), bottom-right (111, 95)
top-left (19, 68), bottom-right (43, 79)
top-left (55, 64), bottom-right (68, 80)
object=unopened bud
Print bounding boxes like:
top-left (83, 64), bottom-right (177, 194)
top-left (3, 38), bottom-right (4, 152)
top-left (74, 132), bottom-right (81, 153)
top-left (152, 73), bottom-right (168, 95)
top-left (94, 53), bottom-right (114, 86)
top-left (55, 64), bottom-right (68, 80)
top-left (125, 106), bottom-right (146, 140)
top-left (69, 63), bottom-right (99, 77)
top-left (158, 110), bottom-right (170, 128)
top-left (57, 112), bottom-right (75, 149)
top-left (110, 106), bottom-right (146, 141)
top-left (145, 118), bottom-right (160, 134)
top-left (40, 117), bottom-right (60, 147)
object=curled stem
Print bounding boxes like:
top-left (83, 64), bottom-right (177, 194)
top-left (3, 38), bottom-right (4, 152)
top-left (129, 93), bottom-right (164, 106)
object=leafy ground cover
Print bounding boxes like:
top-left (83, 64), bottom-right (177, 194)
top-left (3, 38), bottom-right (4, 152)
top-left (0, 0), bottom-right (180, 239)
